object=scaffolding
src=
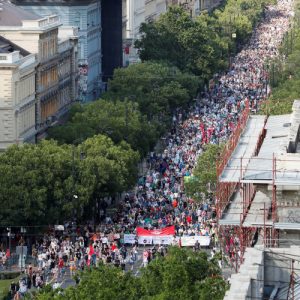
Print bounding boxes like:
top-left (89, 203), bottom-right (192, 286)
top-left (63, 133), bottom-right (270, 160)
top-left (216, 99), bottom-right (300, 272)
top-left (216, 102), bottom-right (282, 272)
top-left (216, 99), bottom-right (250, 220)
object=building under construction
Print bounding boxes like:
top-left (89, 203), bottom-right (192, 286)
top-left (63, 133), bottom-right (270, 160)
top-left (217, 100), bottom-right (300, 272)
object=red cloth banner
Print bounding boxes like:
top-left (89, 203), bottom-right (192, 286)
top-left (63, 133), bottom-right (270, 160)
top-left (136, 226), bottom-right (175, 236)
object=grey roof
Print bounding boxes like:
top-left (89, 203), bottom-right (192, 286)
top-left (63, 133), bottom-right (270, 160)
top-left (220, 190), bottom-right (274, 227)
top-left (0, 35), bottom-right (30, 55)
top-left (274, 223), bottom-right (300, 230)
top-left (0, 0), bottom-right (40, 26)
top-left (243, 115), bottom-right (300, 184)
top-left (219, 113), bottom-right (300, 185)
top-left (11, 0), bottom-right (97, 6)
top-left (219, 115), bottom-right (266, 182)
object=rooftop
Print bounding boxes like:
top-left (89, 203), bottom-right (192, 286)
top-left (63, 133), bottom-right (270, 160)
top-left (11, 0), bottom-right (97, 6)
top-left (0, 35), bottom-right (30, 56)
top-left (0, 0), bottom-right (40, 27)
top-left (219, 100), bottom-right (300, 186)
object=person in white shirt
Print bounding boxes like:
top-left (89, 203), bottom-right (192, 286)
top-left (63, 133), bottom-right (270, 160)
top-left (53, 281), bottom-right (61, 290)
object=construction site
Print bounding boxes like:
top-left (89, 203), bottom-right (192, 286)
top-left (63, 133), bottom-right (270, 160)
top-left (217, 100), bottom-right (300, 299)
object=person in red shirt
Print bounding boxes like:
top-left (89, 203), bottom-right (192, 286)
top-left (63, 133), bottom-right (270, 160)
top-left (58, 258), bottom-right (64, 269)
top-left (172, 199), bottom-right (178, 208)
top-left (6, 249), bottom-right (10, 258)
top-left (186, 215), bottom-right (192, 224)
top-left (111, 243), bottom-right (117, 252)
top-left (58, 258), bottom-right (64, 278)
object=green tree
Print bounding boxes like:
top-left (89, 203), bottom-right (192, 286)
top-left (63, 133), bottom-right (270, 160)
top-left (104, 61), bottom-right (198, 120)
top-left (185, 144), bottom-right (223, 201)
top-left (0, 141), bottom-right (75, 225)
top-left (140, 247), bottom-right (222, 300)
top-left (79, 135), bottom-right (139, 195)
top-left (196, 276), bottom-right (229, 300)
top-left (135, 1), bottom-right (275, 79)
top-left (48, 99), bottom-right (159, 157)
top-left (76, 135), bottom-right (139, 221)
top-left (135, 7), bottom-right (228, 80)
top-left (30, 265), bottom-right (143, 300)
top-left (47, 122), bottom-right (96, 145)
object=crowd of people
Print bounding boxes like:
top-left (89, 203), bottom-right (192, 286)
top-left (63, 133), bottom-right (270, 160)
top-left (104, 0), bottom-right (294, 247)
top-left (1, 0), bottom-right (295, 298)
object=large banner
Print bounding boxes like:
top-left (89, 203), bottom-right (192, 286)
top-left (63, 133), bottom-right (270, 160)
top-left (179, 236), bottom-right (210, 247)
top-left (136, 226), bottom-right (175, 236)
top-left (124, 234), bottom-right (136, 244)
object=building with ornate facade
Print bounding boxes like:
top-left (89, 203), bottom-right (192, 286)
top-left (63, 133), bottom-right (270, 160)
top-left (0, 36), bottom-right (37, 150)
top-left (12, 0), bottom-right (101, 102)
top-left (167, 0), bottom-right (222, 17)
top-left (0, 0), bottom-right (78, 142)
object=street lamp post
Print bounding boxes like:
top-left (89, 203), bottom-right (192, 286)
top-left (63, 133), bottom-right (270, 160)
top-left (71, 139), bottom-right (84, 222)
top-left (20, 227), bottom-right (26, 272)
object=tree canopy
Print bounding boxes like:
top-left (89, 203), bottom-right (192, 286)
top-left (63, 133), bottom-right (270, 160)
top-left (135, 7), bottom-right (228, 81)
top-left (135, 0), bottom-right (276, 80)
top-left (0, 141), bottom-right (74, 225)
top-left (0, 137), bottom-right (139, 226)
top-left (47, 100), bottom-right (158, 157)
top-left (185, 144), bottom-right (223, 201)
top-left (104, 62), bottom-right (199, 120)
top-left (260, 25), bottom-right (300, 115)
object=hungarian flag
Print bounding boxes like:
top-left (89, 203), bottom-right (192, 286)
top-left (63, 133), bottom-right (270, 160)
top-left (136, 226), bottom-right (175, 236)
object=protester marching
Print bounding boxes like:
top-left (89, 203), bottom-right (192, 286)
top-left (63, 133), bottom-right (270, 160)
top-left (0, 0), bottom-right (295, 298)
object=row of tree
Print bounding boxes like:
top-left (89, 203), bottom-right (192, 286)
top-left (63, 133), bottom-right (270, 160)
top-left (260, 2), bottom-right (300, 115)
top-left (135, 0), bottom-right (276, 83)
top-left (31, 248), bottom-right (228, 300)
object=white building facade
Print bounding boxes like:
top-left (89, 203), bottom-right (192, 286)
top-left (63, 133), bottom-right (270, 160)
top-left (0, 1), bottom-right (79, 141)
top-left (13, 0), bottom-right (102, 102)
top-left (0, 44), bottom-right (37, 150)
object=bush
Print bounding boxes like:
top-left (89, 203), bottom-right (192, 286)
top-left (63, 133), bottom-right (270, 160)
top-left (0, 272), bottom-right (20, 280)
